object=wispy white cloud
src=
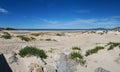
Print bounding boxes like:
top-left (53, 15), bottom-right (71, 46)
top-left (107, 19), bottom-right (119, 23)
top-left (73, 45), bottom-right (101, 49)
top-left (40, 18), bottom-right (58, 24)
top-left (0, 7), bottom-right (8, 14)
top-left (39, 16), bottom-right (120, 29)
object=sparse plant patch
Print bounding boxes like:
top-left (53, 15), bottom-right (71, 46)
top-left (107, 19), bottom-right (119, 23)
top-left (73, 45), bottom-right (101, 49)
top-left (1, 32), bottom-right (12, 39)
top-left (30, 37), bottom-right (36, 40)
top-left (31, 33), bottom-right (40, 36)
top-left (17, 35), bottom-right (31, 42)
top-left (56, 33), bottom-right (65, 36)
top-left (45, 38), bottom-right (52, 41)
top-left (17, 35), bottom-right (36, 42)
top-left (72, 47), bottom-right (81, 50)
top-left (69, 52), bottom-right (86, 66)
top-left (85, 46), bottom-right (104, 56)
top-left (45, 38), bottom-right (57, 41)
top-left (106, 42), bottom-right (120, 50)
top-left (19, 46), bottom-right (47, 59)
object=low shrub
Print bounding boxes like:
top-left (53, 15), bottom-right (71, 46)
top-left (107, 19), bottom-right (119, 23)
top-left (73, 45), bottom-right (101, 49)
top-left (19, 46), bottom-right (47, 59)
top-left (1, 32), bottom-right (12, 39)
top-left (17, 35), bottom-right (31, 42)
top-left (31, 33), bottom-right (40, 36)
top-left (85, 46), bottom-right (104, 56)
top-left (30, 37), bottom-right (36, 40)
top-left (72, 47), bottom-right (81, 50)
top-left (70, 52), bottom-right (83, 59)
top-left (70, 52), bottom-right (86, 66)
top-left (45, 39), bottom-right (52, 41)
top-left (107, 42), bottom-right (120, 50)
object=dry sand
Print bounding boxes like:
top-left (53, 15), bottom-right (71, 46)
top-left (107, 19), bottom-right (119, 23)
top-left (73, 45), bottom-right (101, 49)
top-left (0, 30), bottom-right (120, 72)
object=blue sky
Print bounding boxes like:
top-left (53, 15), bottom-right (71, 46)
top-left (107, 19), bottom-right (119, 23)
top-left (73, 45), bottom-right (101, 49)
top-left (0, 0), bottom-right (120, 29)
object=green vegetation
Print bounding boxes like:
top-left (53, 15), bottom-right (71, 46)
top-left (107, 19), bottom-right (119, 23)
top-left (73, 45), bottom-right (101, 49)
top-left (56, 33), bottom-right (65, 36)
top-left (70, 52), bottom-right (83, 59)
top-left (17, 35), bottom-right (31, 41)
top-left (72, 47), bottom-right (81, 50)
top-left (19, 46), bottom-right (47, 59)
top-left (45, 38), bottom-right (57, 41)
top-left (1, 32), bottom-right (12, 39)
top-left (85, 46), bottom-right (104, 56)
top-left (31, 33), bottom-right (40, 36)
top-left (45, 38), bottom-right (52, 41)
top-left (70, 52), bottom-right (86, 66)
top-left (30, 37), bottom-right (36, 40)
top-left (17, 35), bottom-right (36, 42)
top-left (106, 42), bottom-right (120, 50)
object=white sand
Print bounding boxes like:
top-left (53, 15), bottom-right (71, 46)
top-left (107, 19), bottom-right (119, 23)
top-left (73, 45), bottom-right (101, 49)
top-left (0, 30), bottom-right (120, 72)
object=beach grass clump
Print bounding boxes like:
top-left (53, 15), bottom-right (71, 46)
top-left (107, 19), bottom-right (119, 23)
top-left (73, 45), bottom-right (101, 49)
top-left (19, 46), bottom-right (47, 59)
top-left (70, 52), bottom-right (83, 59)
top-left (70, 52), bottom-right (86, 66)
top-left (30, 37), bottom-right (36, 40)
top-left (31, 33), bottom-right (40, 36)
top-left (45, 38), bottom-right (52, 41)
top-left (107, 42), bottom-right (120, 50)
top-left (72, 47), bottom-right (81, 50)
top-left (17, 35), bottom-right (31, 42)
top-left (85, 46), bottom-right (104, 56)
top-left (1, 32), bottom-right (12, 39)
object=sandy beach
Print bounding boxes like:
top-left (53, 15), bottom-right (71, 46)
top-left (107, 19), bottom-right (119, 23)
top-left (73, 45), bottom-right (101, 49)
top-left (0, 30), bottom-right (120, 72)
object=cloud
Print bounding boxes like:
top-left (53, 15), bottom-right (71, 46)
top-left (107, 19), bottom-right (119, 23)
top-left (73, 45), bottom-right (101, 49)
top-left (40, 18), bottom-right (58, 24)
top-left (40, 16), bottom-right (120, 29)
top-left (76, 10), bottom-right (91, 13)
top-left (0, 7), bottom-right (8, 14)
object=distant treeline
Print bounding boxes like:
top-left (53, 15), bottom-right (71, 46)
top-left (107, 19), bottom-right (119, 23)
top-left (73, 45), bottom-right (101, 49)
top-left (0, 27), bottom-right (16, 30)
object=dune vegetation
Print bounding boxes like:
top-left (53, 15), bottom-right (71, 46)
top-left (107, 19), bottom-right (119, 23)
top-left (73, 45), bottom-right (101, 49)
top-left (85, 46), bottom-right (104, 57)
top-left (19, 46), bottom-right (47, 59)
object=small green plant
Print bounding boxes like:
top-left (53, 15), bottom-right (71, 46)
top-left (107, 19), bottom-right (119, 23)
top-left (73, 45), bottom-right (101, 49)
top-left (72, 47), bottom-right (81, 50)
top-left (17, 35), bottom-right (31, 42)
top-left (45, 38), bottom-right (52, 41)
top-left (69, 52), bottom-right (86, 66)
top-left (30, 37), bottom-right (36, 40)
top-left (19, 46), bottom-right (47, 59)
top-left (70, 52), bottom-right (83, 59)
top-left (1, 32), bottom-right (12, 39)
top-left (106, 42), bottom-right (120, 50)
top-left (85, 46), bottom-right (104, 56)
top-left (31, 33), bottom-right (40, 36)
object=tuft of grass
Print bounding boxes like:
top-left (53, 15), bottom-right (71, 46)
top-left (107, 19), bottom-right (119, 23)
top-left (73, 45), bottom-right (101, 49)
top-left (45, 38), bottom-right (57, 41)
top-left (69, 52), bottom-right (86, 66)
top-left (17, 35), bottom-right (31, 42)
top-left (45, 38), bottom-right (52, 41)
top-left (107, 42), bottom-right (120, 50)
top-left (72, 47), bottom-right (81, 50)
top-left (31, 33), bottom-right (40, 36)
top-left (70, 52), bottom-right (83, 59)
top-left (1, 32), bottom-right (12, 39)
top-left (30, 37), bottom-right (36, 40)
top-left (19, 46), bottom-right (47, 59)
top-left (85, 46), bottom-right (104, 56)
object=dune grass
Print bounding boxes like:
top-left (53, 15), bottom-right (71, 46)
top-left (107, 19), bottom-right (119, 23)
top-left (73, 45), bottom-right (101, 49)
top-left (19, 46), bottom-right (47, 59)
top-left (31, 33), bottom-right (40, 36)
top-left (72, 47), bottom-right (81, 50)
top-left (106, 42), bottom-right (120, 50)
top-left (70, 52), bottom-right (86, 66)
top-left (1, 32), bottom-right (12, 39)
top-left (17, 35), bottom-right (36, 42)
top-left (85, 46), bottom-right (104, 56)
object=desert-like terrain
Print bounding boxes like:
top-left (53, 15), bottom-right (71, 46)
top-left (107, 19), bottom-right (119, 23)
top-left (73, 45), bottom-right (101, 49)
top-left (0, 30), bottom-right (120, 72)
